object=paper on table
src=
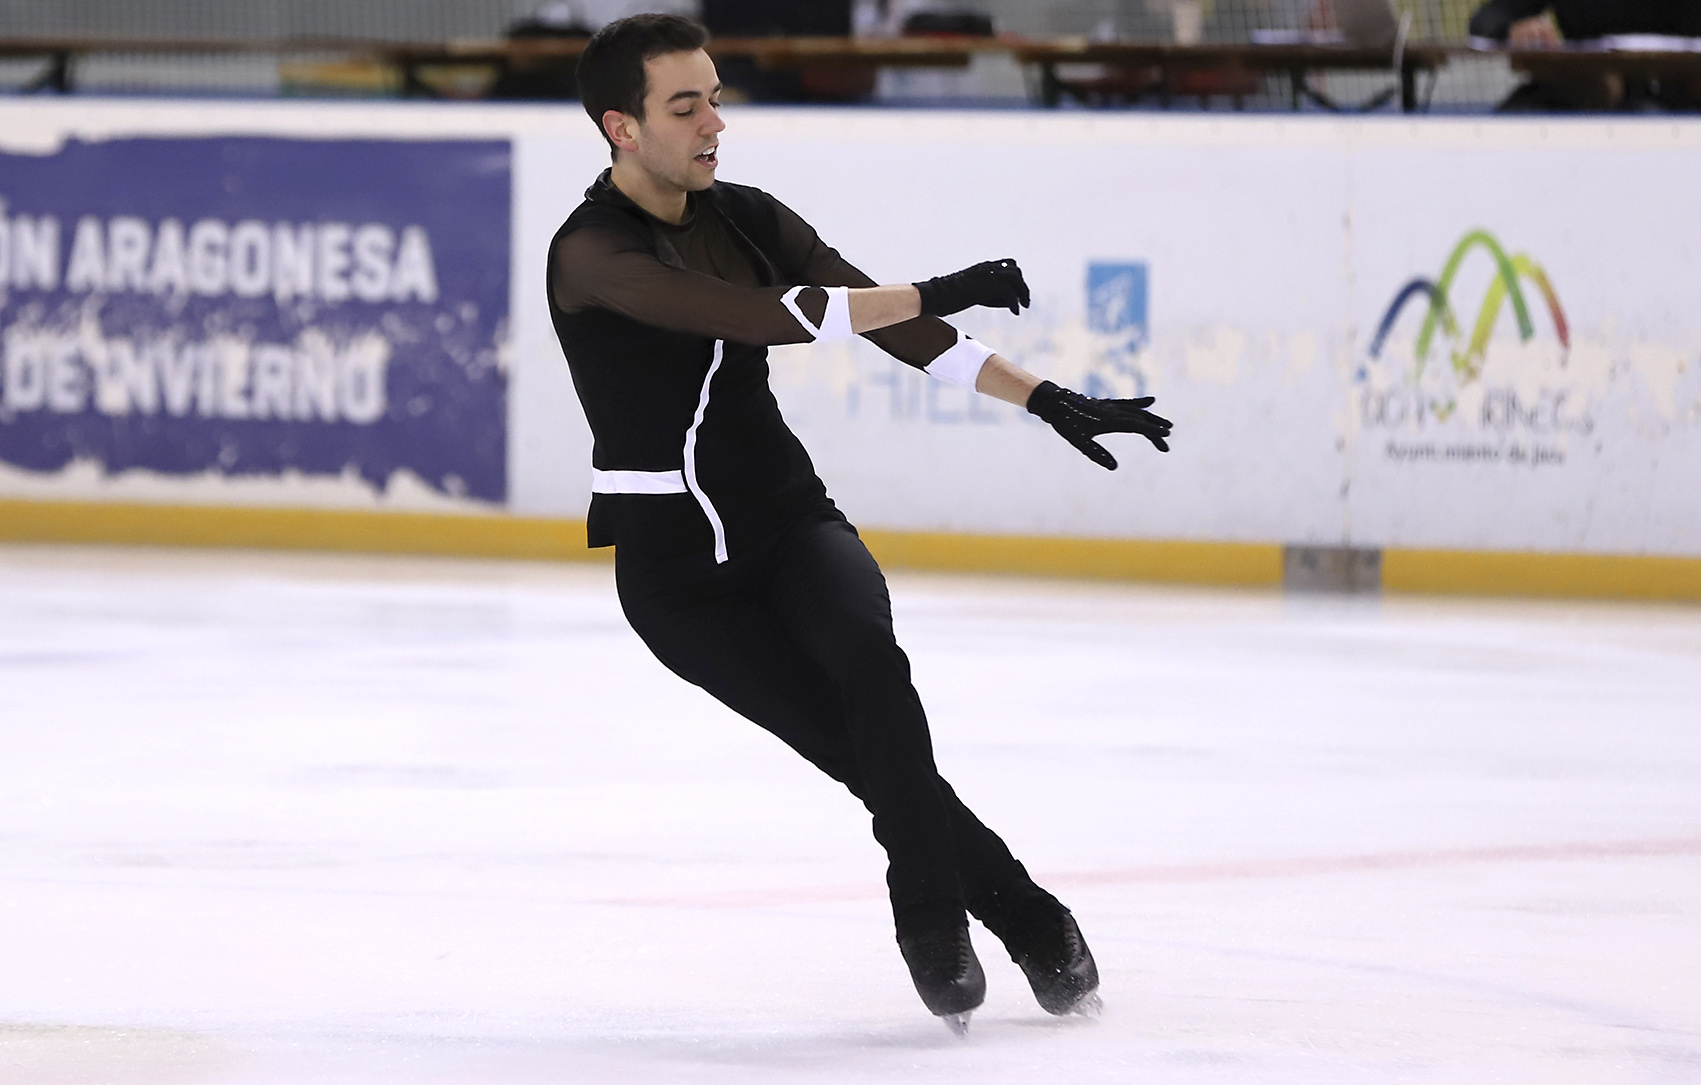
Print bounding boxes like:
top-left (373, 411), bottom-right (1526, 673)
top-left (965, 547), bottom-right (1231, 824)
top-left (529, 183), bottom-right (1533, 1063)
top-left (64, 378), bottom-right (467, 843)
top-left (1250, 29), bottom-right (1347, 45)
top-left (1593, 34), bottom-right (1701, 52)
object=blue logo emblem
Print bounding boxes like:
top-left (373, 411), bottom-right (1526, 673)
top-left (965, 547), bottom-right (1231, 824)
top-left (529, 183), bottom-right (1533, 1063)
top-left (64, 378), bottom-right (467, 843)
top-left (1086, 261), bottom-right (1148, 349)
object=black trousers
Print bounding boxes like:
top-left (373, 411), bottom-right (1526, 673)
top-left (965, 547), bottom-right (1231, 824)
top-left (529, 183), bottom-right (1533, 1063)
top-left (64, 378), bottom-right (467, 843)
top-left (615, 511), bottom-right (1034, 935)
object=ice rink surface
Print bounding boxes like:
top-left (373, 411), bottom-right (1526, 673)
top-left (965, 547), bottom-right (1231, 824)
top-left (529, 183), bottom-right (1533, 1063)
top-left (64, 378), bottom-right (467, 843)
top-left (1, 544), bottom-right (1698, 1085)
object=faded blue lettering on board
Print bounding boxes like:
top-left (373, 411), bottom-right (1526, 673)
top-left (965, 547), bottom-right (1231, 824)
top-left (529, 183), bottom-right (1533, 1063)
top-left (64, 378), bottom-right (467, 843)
top-left (0, 137), bottom-right (510, 503)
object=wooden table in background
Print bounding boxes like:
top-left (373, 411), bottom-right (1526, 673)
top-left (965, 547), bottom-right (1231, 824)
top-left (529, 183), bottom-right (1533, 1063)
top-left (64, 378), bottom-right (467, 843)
top-left (0, 34), bottom-right (1457, 111)
top-left (1014, 41), bottom-right (1457, 112)
top-left (1507, 45), bottom-right (1701, 83)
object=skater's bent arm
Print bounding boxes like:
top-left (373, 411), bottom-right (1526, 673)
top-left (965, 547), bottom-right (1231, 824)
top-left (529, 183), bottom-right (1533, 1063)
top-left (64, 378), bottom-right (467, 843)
top-left (974, 353), bottom-right (1044, 407)
top-left (849, 285), bottom-right (923, 332)
top-left (767, 196), bottom-right (1025, 390)
top-left (552, 228), bottom-right (921, 344)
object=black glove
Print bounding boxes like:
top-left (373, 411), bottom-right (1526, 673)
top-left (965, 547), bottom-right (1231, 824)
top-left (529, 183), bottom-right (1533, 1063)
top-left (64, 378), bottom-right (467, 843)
top-left (915, 259), bottom-right (1031, 317)
top-left (1026, 380), bottom-right (1172, 470)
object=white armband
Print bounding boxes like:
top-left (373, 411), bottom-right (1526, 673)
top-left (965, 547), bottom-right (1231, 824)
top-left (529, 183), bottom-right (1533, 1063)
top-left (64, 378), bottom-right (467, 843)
top-left (925, 331), bottom-right (995, 389)
top-left (779, 285), bottom-right (854, 343)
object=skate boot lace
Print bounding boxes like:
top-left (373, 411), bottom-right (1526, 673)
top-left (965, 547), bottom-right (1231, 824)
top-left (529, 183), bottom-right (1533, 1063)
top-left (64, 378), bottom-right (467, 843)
top-left (949, 928), bottom-right (974, 979)
top-left (1032, 916), bottom-right (1077, 975)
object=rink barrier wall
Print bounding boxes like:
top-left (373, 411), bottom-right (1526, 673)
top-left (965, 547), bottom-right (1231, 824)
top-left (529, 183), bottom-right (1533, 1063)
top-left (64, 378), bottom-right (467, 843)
top-left (6, 499), bottom-right (1701, 602)
top-left (5, 107), bottom-right (1701, 567)
top-left (0, 498), bottom-right (1272, 584)
top-left (855, 528), bottom-right (1281, 586)
top-left (0, 499), bottom-right (596, 562)
top-left (1381, 548), bottom-right (1701, 604)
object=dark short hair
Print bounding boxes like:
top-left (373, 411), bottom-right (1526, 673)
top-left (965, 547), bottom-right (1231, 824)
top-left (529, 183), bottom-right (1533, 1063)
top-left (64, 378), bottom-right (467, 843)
top-left (577, 14), bottom-right (710, 157)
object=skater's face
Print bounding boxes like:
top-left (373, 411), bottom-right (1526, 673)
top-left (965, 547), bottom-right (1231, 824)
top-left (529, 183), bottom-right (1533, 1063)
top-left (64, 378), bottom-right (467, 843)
top-left (603, 48), bottom-right (725, 194)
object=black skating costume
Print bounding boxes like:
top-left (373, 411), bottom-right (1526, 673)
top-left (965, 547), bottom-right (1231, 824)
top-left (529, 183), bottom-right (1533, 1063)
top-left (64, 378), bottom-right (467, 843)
top-left (547, 172), bottom-right (1097, 1023)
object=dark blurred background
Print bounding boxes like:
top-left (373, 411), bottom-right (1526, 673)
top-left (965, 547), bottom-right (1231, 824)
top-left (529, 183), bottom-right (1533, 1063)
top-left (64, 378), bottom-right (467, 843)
top-left (2, 0), bottom-right (1697, 112)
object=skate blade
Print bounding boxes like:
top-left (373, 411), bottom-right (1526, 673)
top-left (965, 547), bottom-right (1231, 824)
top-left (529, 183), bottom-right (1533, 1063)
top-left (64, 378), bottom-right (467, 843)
top-left (1068, 991), bottom-right (1103, 1018)
top-left (941, 1011), bottom-right (973, 1037)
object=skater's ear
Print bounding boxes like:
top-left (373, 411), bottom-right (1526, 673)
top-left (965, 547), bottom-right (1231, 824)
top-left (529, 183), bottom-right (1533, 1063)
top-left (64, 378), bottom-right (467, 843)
top-left (602, 109), bottom-right (640, 156)
top-left (578, 13), bottom-right (709, 161)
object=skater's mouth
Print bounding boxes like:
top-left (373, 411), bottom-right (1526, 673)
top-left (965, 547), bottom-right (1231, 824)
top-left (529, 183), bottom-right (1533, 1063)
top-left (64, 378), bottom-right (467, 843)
top-left (694, 145), bottom-right (718, 168)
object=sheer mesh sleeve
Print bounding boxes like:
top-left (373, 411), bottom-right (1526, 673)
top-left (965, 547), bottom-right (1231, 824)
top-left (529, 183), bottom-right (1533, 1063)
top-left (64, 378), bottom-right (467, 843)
top-left (552, 226), bottom-right (828, 345)
top-left (768, 197), bottom-right (963, 372)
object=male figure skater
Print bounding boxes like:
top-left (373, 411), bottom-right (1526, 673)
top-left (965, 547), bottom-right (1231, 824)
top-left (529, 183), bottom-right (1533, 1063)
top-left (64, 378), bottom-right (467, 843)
top-left (549, 14), bottom-right (1171, 1033)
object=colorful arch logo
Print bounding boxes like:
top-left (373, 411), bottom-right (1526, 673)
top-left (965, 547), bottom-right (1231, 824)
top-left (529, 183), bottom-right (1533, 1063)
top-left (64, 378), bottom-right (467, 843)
top-left (1368, 230), bottom-right (1569, 381)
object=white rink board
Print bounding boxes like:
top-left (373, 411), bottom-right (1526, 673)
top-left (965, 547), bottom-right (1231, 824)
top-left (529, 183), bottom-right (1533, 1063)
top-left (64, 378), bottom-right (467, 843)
top-left (1, 101), bottom-right (1698, 556)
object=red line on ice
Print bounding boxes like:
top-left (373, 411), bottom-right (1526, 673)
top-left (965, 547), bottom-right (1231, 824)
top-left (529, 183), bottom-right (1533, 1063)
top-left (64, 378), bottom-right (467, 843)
top-left (593, 836), bottom-right (1701, 909)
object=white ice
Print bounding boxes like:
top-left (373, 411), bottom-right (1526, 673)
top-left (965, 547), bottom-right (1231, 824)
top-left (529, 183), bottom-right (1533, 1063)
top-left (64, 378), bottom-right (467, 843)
top-left (1, 544), bottom-right (1697, 1084)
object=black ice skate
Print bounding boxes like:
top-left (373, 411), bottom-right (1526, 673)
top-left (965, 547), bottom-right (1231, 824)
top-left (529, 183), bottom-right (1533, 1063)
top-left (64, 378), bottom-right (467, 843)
top-left (976, 888), bottom-right (1102, 1016)
top-left (1011, 909), bottom-right (1101, 1016)
top-left (897, 922), bottom-right (986, 1036)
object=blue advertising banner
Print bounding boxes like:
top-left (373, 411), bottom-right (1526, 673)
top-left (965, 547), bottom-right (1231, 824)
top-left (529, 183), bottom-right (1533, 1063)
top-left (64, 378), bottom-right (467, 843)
top-left (0, 137), bottom-right (510, 504)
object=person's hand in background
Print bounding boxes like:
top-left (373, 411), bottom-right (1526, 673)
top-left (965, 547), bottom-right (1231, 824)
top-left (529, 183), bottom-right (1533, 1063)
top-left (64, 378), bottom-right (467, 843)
top-left (1509, 13), bottom-right (1562, 46)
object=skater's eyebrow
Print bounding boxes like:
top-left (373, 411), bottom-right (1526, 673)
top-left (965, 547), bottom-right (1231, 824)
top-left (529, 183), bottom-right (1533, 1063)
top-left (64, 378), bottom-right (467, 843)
top-left (666, 83), bottom-right (721, 104)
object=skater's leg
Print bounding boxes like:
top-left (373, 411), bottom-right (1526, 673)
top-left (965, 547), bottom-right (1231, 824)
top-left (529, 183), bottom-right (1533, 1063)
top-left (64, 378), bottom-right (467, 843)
top-left (617, 540), bottom-right (1034, 910)
top-left (928, 779), bottom-right (1098, 1014)
top-left (616, 531), bottom-right (1083, 1017)
top-left (615, 547), bottom-right (866, 791)
top-left (758, 517), bottom-right (968, 930)
top-left (931, 776), bottom-right (1032, 907)
top-left (753, 519), bottom-right (1099, 1014)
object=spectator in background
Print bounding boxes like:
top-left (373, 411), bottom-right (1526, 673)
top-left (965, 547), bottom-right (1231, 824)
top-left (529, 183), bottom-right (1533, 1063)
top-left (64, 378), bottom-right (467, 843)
top-left (579, 0), bottom-right (701, 26)
top-left (1469, 0), bottom-right (1701, 110)
top-left (1469, 0), bottom-right (1701, 42)
top-left (701, 0), bottom-right (852, 35)
top-left (490, 2), bottom-right (591, 100)
top-left (492, 1), bottom-right (703, 99)
top-left (699, 0), bottom-right (868, 102)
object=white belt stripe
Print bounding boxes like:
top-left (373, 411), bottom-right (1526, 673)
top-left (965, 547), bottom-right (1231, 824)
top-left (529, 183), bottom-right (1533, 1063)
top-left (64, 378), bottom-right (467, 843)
top-left (591, 469), bottom-right (687, 495)
top-left (682, 340), bottom-right (730, 564)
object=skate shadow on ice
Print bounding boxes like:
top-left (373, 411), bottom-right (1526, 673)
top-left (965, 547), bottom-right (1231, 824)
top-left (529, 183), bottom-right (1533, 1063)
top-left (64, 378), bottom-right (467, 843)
top-left (592, 1010), bottom-right (1101, 1072)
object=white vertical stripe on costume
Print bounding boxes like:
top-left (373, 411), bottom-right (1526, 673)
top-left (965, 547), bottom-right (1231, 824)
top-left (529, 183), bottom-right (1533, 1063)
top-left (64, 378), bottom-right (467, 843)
top-left (683, 341), bottom-right (730, 564)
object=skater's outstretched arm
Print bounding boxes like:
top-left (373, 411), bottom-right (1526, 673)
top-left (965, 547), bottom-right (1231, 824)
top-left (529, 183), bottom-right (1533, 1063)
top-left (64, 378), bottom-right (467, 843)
top-left (976, 353), bottom-right (1172, 468)
top-left (552, 227), bottom-right (1020, 346)
top-left (768, 199), bottom-right (1172, 469)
